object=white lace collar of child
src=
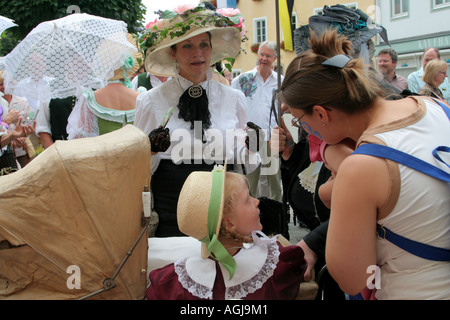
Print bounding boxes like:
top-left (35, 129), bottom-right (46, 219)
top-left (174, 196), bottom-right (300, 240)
top-left (174, 231), bottom-right (280, 300)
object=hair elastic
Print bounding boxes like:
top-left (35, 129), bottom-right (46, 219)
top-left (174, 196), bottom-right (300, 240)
top-left (322, 54), bottom-right (351, 69)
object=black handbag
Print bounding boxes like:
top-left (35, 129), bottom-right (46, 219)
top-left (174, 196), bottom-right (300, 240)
top-left (0, 145), bottom-right (18, 175)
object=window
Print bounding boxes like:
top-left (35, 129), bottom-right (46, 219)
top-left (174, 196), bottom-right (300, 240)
top-left (232, 69), bottom-right (241, 79)
top-left (253, 17), bottom-right (267, 44)
top-left (392, 0), bottom-right (409, 18)
top-left (291, 12), bottom-right (298, 31)
top-left (433, 0), bottom-right (450, 10)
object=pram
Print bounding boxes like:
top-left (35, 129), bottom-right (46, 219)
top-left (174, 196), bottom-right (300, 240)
top-left (0, 125), bottom-right (151, 299)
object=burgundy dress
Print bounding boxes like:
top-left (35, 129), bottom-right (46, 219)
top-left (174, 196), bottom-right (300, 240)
top-left (146, 238), bottom-right (306, 300)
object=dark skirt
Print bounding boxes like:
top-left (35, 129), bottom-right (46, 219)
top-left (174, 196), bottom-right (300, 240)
top-left (151, 160), bottom-right (231, 237)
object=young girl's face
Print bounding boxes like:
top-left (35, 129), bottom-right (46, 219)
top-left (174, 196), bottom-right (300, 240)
top-left (226, 179), bottom-right (262, 236)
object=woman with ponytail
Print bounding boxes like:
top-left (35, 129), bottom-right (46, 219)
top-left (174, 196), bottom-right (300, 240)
top-left (280, 29), bottom-right (449, 299)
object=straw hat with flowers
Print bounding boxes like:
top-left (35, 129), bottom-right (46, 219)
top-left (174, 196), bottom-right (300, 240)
top-left (139, 4), bottom-right (247, 77)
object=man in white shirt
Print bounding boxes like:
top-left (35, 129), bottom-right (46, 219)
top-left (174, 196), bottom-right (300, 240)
top-left (231, 41), bottom-right (283, 202)
top-left (408, 47), bottom-right (450, 103)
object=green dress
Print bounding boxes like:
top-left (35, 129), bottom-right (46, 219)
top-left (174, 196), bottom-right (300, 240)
top-left (67, 88), bottom-right (136, 139)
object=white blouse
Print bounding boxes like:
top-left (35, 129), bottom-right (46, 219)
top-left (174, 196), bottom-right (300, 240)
top-left (134, 69), bottom-right (259, 174)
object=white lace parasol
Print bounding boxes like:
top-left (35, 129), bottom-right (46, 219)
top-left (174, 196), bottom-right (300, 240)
top-left (0, 15), bottom-right (17, 36)
top-left (3, 13), bottom-right (137, 99)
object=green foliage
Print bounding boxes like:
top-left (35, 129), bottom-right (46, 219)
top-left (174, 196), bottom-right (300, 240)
top-left (0, 0), bottom-right (146, 55)
top-left (139, 4), bottom-right (245, 56)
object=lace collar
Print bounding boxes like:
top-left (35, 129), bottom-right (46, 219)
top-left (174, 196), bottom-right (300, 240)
top-left (175, 68), bottom-right (213, 92)
top-left (174, 231), bottom-right (280, 300)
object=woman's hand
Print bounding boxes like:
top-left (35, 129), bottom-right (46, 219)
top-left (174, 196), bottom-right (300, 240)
top-left (297, 239), bottom-right (318, 281)
top-left (0, 118), bottom-right (35, 148)
top-left (13, 118), bottom-right (35, 139)
top-left (4, 109), bottom-right (20, 125)
top-left (148, 126), bottom-right (171, 154)
top-left (11, 137), bottom-right (26, 149)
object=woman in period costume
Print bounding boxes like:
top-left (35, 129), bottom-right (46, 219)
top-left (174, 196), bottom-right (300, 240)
top-left (66, 34), bottom-right (142, 139)
top-left (134, 4), bottom-right (259, 237)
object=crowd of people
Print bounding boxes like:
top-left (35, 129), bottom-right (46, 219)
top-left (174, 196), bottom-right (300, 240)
top-left (1, 3), bottom-right (449, 301)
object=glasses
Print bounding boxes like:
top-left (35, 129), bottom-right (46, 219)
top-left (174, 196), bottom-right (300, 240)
top-left (438, 71), bottom-right (447, 76)
top-left (290, 106), bottom-right (332, 128)
top-left (291, 112), bottom-right (306, 128)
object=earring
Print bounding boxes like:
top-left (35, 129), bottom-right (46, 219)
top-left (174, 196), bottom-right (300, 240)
top-left (322, 123), bottom-right (326, 127)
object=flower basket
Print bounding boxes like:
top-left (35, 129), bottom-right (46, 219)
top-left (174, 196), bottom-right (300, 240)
top-left (251, 43), bottom-right (260, 53)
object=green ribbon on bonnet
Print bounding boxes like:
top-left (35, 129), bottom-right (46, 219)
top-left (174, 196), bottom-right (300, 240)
top-left (108, 55), bottom-right (134, 88)
top-left (120, 55), bottom-right (134, 88)
top-left (201, 166), bottom-right (237, 280)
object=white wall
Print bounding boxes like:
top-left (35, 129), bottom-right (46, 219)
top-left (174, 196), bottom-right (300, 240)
top-left (377, 0), bottom-right (450, 41)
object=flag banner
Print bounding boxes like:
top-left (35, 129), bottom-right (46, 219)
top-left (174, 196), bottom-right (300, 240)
top-left (279, 0), bottom-right (294, 51)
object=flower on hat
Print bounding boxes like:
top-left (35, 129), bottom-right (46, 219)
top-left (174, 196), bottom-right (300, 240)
top-left (174, 4), bottom-right (197, 14)
top-left (145, 19), bottom-right (157, 30)
top-left (139, 3), bottom-right (247, 57)
top-left (216, 8), bottom-right (241, 19)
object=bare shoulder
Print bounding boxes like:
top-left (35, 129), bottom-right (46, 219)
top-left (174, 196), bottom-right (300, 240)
top-left (336, 152), bottom-right (390, 208)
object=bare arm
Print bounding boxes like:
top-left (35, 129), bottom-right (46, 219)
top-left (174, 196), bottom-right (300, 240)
top-left (39, 132), bottom-right (54, 149)
top-left (325, 154), bottom-right (389, 295)
top-left (318, 142), bottom-right (354, 208)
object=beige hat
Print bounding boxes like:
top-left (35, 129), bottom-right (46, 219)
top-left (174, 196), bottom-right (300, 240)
top-left (177, 163), bottom-right (238, 279)
top-left (109, 33), bottom-right (143, 81)
top-left (177, 165), bottom-right (225, 259)
top-left (140, 6), bottom-right (243, 77)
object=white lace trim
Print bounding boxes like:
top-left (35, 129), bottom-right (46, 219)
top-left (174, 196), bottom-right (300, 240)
top-left (174, 239), bottom-right (280, 300)
top-left (225, 240), bottom-right (279, 300)
top-left (298, 161), bottom-right (321, 193)
top-left (175, 257), bottom-right (214, 300)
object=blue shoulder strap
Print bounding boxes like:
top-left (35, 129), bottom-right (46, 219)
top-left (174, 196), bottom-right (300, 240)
top-left (352, 144), bottom-right (450, 261)
top-left (431, 98), bottom-right (450, 120)
top-left (353, 144), bottom-right (450, 182)
top-left (377, 224), bottom-right (450, 261)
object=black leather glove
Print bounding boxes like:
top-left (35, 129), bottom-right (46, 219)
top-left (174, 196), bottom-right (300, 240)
top-left (148, 126), bottom-right (171, 153)
top-left (245, 121), bottom-right (265, 153)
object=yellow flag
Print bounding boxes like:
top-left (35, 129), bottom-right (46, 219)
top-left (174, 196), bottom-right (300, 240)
top-left (279, 0), bottom-right (293, 51)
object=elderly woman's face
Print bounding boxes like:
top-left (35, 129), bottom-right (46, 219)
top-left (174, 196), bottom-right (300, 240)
top-left (435, 66), bottom-right (448, 87)
top-left (171, 33), bottom-right (212, 83)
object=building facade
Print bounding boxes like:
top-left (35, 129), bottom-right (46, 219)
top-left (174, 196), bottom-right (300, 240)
top-left (374, 0), bottom-right (450, 78)
top-left (209, 1), bottom-right (449, 80)
top-left (224, 0), bottom-right (375, 77)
